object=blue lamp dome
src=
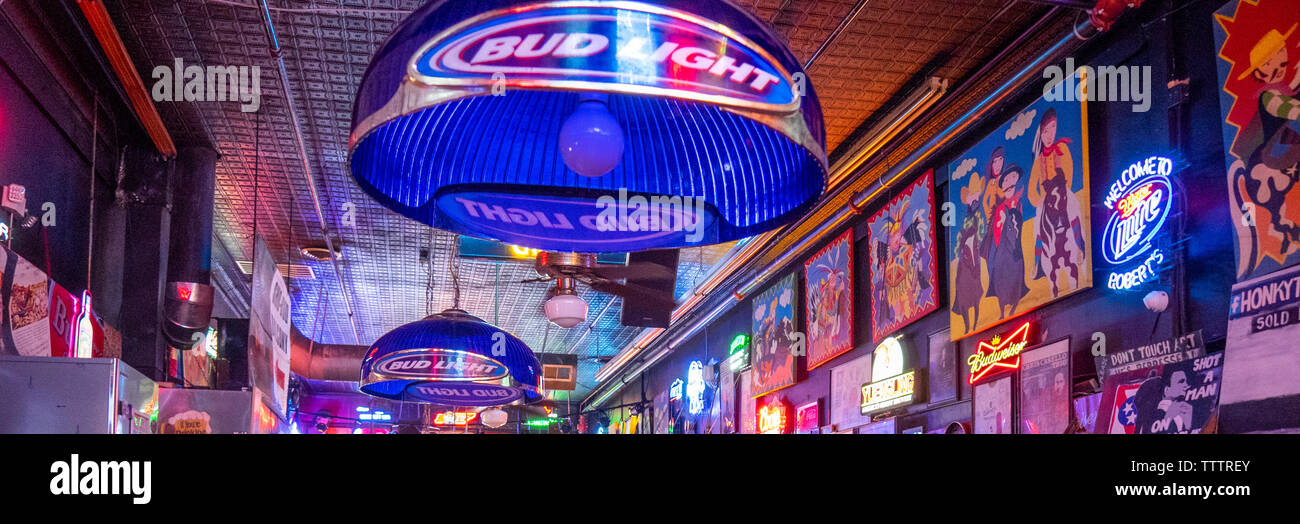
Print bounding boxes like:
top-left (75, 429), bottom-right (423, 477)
top-left (349, 0), bottom-right (826, 253)
top-left (359, 309), bottom-right (543, 406)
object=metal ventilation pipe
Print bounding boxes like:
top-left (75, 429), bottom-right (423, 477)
top-left (163, 146), bottom-right (218, 348)
top-left (289, 324), bottom-right (367, 382)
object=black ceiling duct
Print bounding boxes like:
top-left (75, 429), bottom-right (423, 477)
top-left (162, 146), bottom-right (218, 348)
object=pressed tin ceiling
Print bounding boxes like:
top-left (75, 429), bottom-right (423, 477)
top-left (100, 0), bottom-right (1050, 399)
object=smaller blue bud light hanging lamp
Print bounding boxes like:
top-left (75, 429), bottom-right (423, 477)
top-left (359, 309), bottom-right (544, 406)
top-left (349, 0), bottom-right (827, 253)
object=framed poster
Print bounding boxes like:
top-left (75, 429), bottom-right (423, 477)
top-left (947, 90), bottom-right (1091, 340)
top-left (928, 328), bottom-right (958, 403)
top-left (1214, 0), bottom-right (1300, 281)
top-left (720, 360), bottom-right (736, 433)
top-left (1098, 353), bottom-right (1225, 434)
top-left (973, 376), bottom-right (1012, 434)
top-left (751, 273), bottom-right (798, 397)
top-left (829, 352), bottom-right (872, 431)
top-left (738, 370), bottom-right (756, 434)
top-left (867, 172), bottom-right (938, 341)
top-left (804, 230), bottom-right (854, 369)
top-left (1221, 264), bottom-right (1300, 432)
top-left (1018, 338), bottom-right (1071, 434)
top-left (795, 400), bottom-right (820, 434)
top-left (1074, 392), bottom-right (1103, 434)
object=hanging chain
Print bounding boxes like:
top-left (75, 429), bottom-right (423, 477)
top-left (425, 227), bottom-right (436, 316)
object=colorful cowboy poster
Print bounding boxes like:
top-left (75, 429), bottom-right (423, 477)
top-left (751, 273), bottom-right (798, 397)
top-left (803, 230), bottom-right (854, 369)
top-left (1214, 0), bottom-right (1300, 281)
top-left (947, 90), bottom-right (1092, 340)
top-left (867, 172), bottom-right (938, 342)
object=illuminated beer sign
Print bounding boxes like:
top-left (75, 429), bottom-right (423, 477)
top-left (757, 402), bottom-right (788, 434)
top-left (686, 360), bottom-right (706, 415)
top-left (728, 333), bottom-right (750, 371)
top-left (669, 378), bottom-right (684, 402)
top-left (433, 411), bottom-right (479, 426)
top-left (860, 370), bottom-right (917, 415)
top-left (1102, 156), bottom-right (1175, 291)
top-left (968, 322), bottom-right (1035, 385)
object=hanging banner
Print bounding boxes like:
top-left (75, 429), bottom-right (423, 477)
top-left (803, 230), bottom-right (854, 370)
top-left (947, 88), bottom-right (1091, 339)
top-left (1098, 353), bottom-right (1225, 434)
top-left (1214, 0), bottom-right (1300, 281)
top-left (750, 273), bottom-right (798, 397)
top-left (1221, 263), bottom-right (1300, 432)
top-left (249, 237), bottom-right (291, 420)
top-left (867, 172), bottom-right (938, 341)
top-left (1018, 338), bottom-right (1071, 434)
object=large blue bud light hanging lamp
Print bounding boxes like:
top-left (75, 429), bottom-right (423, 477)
top-left (349, 0), bottom-right (826, 253)
top-left (359, 309), bottom-right (544, 406)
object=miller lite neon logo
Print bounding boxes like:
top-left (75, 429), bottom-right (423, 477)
top-left (373, 349), bottom-right (509, 382)
top-left (408, 2), bottom-right (798, 111)
top-left (1102, 156), bottom-right (1174, 290)
top-left (967, 322), bottom-right (1034, 385)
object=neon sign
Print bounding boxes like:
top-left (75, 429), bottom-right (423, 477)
top-left (73, 291), bottom-right (95, 359)
top-left (757, 403), bottom-right (788, 434)
top-left (686, 360), bottom-right (706, 415)
top-left (669, 378), bottom-right (683, 402)
top-left (795, 402), bottom-right (819, 434)
top-left (433, 411), bottom-right (479, 425)
top-left (1102, 156), bottom-right (1174, 291)
top-left (872, 337), bottom-right (905, 380)
top-left (728, 334), bottom-right (750, 371)
top-left (0, 220), bottom-right (8, 242)
top-left (860, 370), bottom-right (917, 414)
top-left (967, 322), bottom-right (1034, 385)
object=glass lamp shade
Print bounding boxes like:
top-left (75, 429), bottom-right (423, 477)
top-left (359, 309), bottom-right (543, 406)
top-left (349, 0), bottom-right (826, 253)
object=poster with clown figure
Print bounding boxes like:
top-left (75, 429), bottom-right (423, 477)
top-left (867, 172), bottom-right (938, 342)
top-left (751, 273), bottom-right (798, 398)
top-left (803, 230), bottom-right (854, 370)
top-left (947, 89), bottom-right (1092, 340)
top-left (1214, 0), bottom-right (1300, 281)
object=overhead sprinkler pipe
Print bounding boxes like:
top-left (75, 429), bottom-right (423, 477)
top-left (256, 0), bottom-right (360, 344)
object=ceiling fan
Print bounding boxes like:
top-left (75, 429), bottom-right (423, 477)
top-left (531, 250), bottom-right (679, 328)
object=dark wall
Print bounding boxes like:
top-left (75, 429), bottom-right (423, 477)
top-left (625, 1), bottom-right (1237, 433)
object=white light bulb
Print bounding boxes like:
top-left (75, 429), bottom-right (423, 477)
top-left (558, 95), bottom-right (624, 177)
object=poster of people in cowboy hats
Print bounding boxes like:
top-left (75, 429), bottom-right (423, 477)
top-left (866, 172), bottom-right (939, 344)
top-left (946, 90), bottom-right (1093, 340)
top-left (751, 273), bottom-right (799, 397)
top-left (1215, 0), bottom-right (1300, 282)
top-left (803, 229), bottom-right (855, 370)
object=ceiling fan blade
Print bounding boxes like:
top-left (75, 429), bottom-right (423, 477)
top-left (589, 262), bottom-right (675, 281)
top-left (587, 279), bottom-right (677, 310)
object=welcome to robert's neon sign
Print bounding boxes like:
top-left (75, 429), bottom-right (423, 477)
top-left (967, 322), bottom-right (1034, 384)
top-left (1102, 156), bottom-right (1174, 291)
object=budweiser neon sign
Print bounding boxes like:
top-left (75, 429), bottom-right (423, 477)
top-left (758, 403), bottom-right (788, 434)
top-left (967, 322), bottom-right (1034, 384)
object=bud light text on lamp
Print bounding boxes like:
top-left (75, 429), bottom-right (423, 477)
top-left (349, 0), bottom-right (827, 253)
top-left (967, 322), bottom-right (1035, 385)
top-left (1101, 156), bottom-right (1175, 291)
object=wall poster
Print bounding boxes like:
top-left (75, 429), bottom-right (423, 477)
top-left (1, 246), bottom-right (50, 356)
top-left (751, 273), bottom-right (799, 397)
top-left (829, 352), bottom-right (873, 432)
top-left (1214, 0), bottom-right (1300, 280)
top-left (928, 328), bottom-right (958, 404)
top-left (948, 90), bottom-right (1092, 339)
top-left (974, 376), bottom-right (1013, 434)
top-left (1221, 263), bottom-right (1300, 432)
top-left (867, 172), bottom-right (939, 342)
top-left (738, 370), bottom-right (756, 434)
top-left (804, 230), bottom-right (854, 370)
top-left (1098, 353), bottom-right (1225, 434)
top-left (1018, 338), bottom-right (1071, 434)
